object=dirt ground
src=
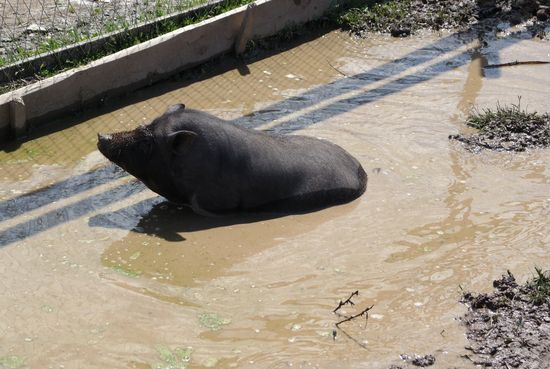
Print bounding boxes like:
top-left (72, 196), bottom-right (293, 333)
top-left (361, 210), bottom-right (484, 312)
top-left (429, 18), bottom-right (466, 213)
top-left (461, 272), bottom-right (550, 369)
top-left (340, 0), bottom-right (550, 37)
top-left (448, 103), bottom-right (550, 152)
top-left (387, 272), bottom-right (550, 368)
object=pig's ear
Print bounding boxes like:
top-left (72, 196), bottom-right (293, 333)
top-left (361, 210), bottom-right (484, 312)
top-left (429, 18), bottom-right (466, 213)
top-left (168, 130), bottom-right (197, 156)
top-left (165, 104), bottom-right (186, 114)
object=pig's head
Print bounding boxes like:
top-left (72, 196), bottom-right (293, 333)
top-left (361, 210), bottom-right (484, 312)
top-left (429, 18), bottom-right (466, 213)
top-left (97, 103), bottom-right (199, 203)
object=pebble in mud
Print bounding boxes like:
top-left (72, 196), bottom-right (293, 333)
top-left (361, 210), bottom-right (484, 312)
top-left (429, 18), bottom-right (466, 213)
top-left (399, 354), bottom-right (436, 367)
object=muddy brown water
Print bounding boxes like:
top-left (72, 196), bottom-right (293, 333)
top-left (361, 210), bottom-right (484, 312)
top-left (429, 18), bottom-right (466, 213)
top-left (1, 29), bottom-right (550, 369)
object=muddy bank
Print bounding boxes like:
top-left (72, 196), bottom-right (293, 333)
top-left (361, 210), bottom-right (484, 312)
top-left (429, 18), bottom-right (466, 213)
top-left (449, 102), bottom-right (550, 152)
top-left (461, 271), bottom-right (550, 368)
top-left (338, 0), bottom-right (550, 37)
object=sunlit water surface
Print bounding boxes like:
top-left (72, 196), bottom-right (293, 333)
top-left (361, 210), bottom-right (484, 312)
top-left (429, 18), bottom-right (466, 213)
top-left (1, 29), bottom-right (549, 369)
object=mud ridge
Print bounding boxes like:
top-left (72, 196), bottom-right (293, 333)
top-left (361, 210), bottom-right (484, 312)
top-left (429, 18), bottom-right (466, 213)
top-left (449, 102), bottom-right (550, 152)
top-left (461, 271), bottom-right (550, 368)
top-left (339, 0), bottom-right (550, 37)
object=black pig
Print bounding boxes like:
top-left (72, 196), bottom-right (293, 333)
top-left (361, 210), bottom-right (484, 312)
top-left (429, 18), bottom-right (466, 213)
top-left (97, 104), bottom-right (366, 216)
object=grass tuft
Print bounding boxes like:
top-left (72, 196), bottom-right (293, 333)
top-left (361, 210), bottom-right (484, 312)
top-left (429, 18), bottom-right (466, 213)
top-left (450, 97), bottom-right (550, 151)
top-left (466, 98), bottom-right (548, 133)
top-left (527, 267), bottom-right (550, 305)
top-left (337, 0), bottom-right (413, 34)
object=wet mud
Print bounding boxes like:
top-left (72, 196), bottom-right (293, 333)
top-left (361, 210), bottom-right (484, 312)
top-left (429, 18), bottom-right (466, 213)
top-left (340, 0), bottom-right (550, 37)
top-left (395, 354), bottom-right (436, 368)
top-left (461, 271), bottom-right (550, 368)
top-left (1, 27), bottom-right (550, 369)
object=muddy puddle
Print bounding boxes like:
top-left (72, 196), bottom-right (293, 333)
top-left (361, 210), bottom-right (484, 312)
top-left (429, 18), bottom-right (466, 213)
top-left (1, 29), bottom-right (550, 369)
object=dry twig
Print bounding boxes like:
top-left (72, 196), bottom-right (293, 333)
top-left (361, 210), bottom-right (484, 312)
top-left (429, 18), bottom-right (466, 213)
top-left (333, 290), bottom-right (359, 313)
top-left (335, 304), bottom-right (374, 328)
top-left (484, 60), bottom-right (550, 69)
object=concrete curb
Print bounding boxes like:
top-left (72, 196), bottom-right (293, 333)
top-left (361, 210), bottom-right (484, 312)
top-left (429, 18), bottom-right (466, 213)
top-left (0, 0), bottom-right (335, 143)
top-left (0, 0), bottom-right (230, 85)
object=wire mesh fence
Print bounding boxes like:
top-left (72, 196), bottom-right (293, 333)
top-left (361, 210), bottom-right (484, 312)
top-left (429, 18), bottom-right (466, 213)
top-left (0, 0), bottom-right (250, 86)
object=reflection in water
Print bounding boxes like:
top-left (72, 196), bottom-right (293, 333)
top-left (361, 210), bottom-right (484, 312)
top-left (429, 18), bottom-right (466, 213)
top-left (100, 200), bottom-right (357, 287)
top-left (389, 48), bottom-right (486, 262)
top-left (456, 50), bottom-right (486, 115)
top-left (0, 31), bottom-right (549, 369)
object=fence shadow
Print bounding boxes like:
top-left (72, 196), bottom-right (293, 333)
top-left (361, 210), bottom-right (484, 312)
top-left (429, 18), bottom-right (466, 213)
top-left (0, 164), bottom-right (127, 222)
top-left (0, 178), bottom-right (146, 247)
top-left (0, 21), bottom-right (537, 247)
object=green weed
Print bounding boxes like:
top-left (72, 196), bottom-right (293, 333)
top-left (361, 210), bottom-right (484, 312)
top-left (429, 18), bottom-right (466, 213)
top-left (465, 98), bottom-right (548, 132)
top-left (112, 265), bottom-right (141, 278)
top-left (527, 267), bottom-right (550, 305)
top-left (1, 0), bottom-right (254, 91)
top-left (156, 345), bottom-right (192, 369)
top-left (338, 0), bottom-right (413, 33)
top-left (0, 355), bottom-right (25, 369)
top-left (198, 312), bottom-right (231, 331)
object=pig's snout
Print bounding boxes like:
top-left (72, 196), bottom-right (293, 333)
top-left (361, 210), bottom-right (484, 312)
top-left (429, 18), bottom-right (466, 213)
top-left (97, 133), bottom-right (115, 158)
top-left (98, 133), bottom-right (112, 141)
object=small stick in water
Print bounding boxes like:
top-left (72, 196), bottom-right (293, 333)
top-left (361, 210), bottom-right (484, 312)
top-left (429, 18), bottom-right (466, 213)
top-left (333, 290), bottom-right (359, 313)
top-left (484, 60), bottom-right (550, 69)
top-left (335, 304), bottom-right (374, 328)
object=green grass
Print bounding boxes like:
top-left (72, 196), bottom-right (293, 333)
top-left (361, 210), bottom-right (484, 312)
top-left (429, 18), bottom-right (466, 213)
top-left (451, 99), bottom-right (550, 151)
top-left (156, 346), bottom-right (192, 369)
top-left (0, 0), bottom-right (254, 91)
top-left (527, 267), bottom-right (550, 305)
top-left (337, 0), bottom-right (413, 33)
top-left (466, 99), bottom-right (548, 132)
top-left (336, 0), bottom-right (473, 34)
top-left (0, 355), bottom-right (25, 369)
top-left (198, 312), bottom-right (231, 331)
top-left (112, 265), bottom-right (142, 278)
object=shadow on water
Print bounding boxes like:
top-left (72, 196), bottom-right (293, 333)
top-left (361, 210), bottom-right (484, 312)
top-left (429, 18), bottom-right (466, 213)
top-left (230, 26), bottom-right (536, 133)
top-left (0, 176), bottom-right (145, 247)
top-left (0, 20), bottom-right (535, 247)
top-left (89, 200), bottom-right (302, 242)
top-left (98, 197), bottom-right (358, 287)
top-left (0, 164), bottom-right (127, 222)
